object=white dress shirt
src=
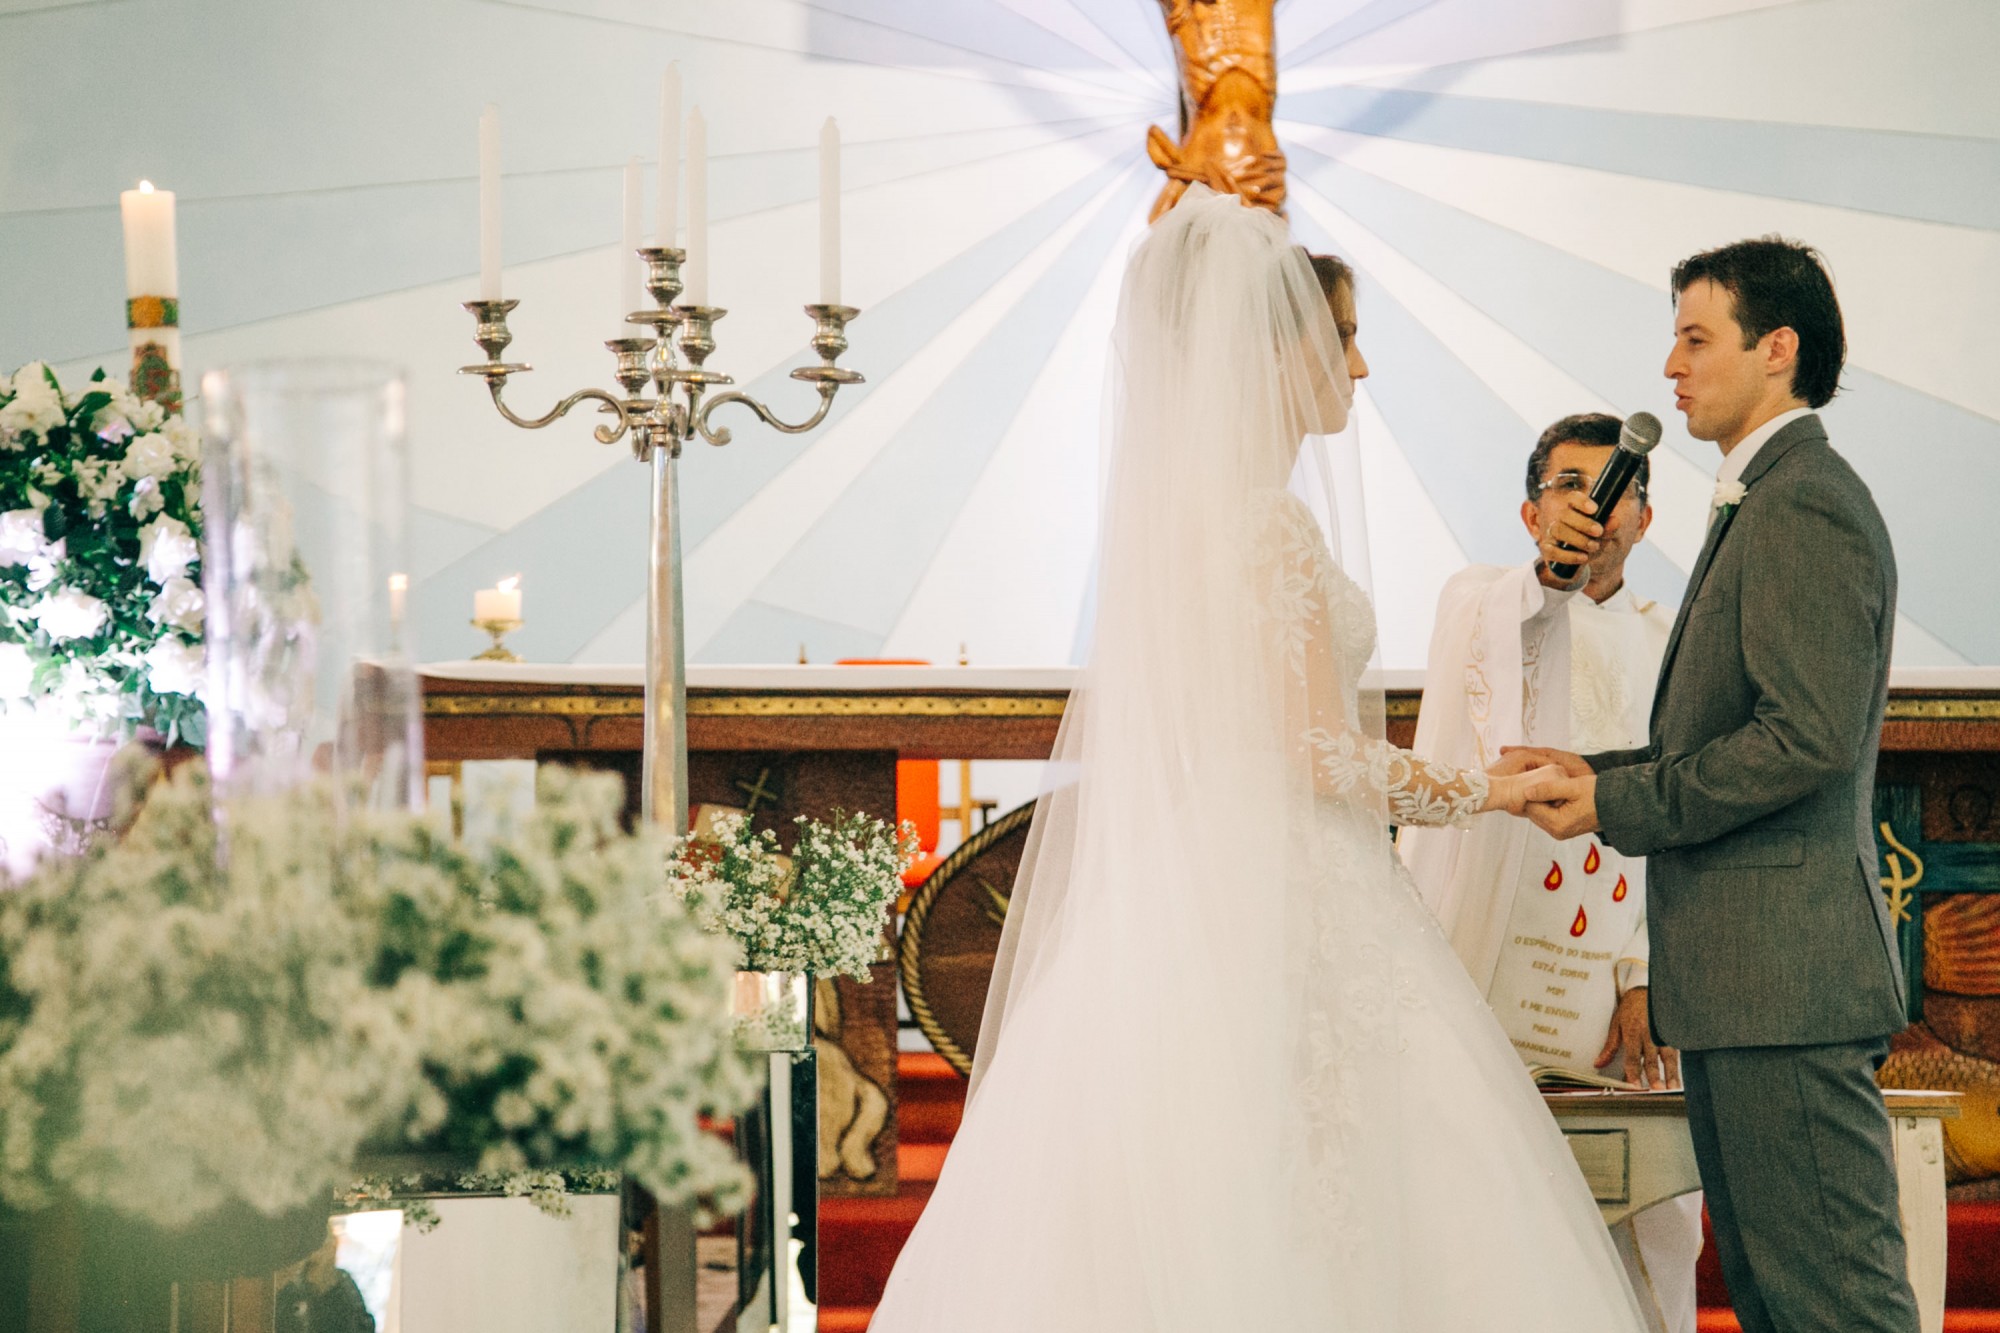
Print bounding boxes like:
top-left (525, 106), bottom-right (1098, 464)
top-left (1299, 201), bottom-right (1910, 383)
top-left (1716, 406), bottom-right (1812, 488)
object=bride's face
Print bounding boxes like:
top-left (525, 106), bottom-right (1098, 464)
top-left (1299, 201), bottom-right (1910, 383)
top-left (1328, 278), bottom-right (1370, 385)
top-left (1294, 278), bottom-right (1367, 437)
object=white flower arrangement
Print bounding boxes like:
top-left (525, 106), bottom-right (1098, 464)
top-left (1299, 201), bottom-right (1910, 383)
top-left (0, 761), bottom-right (758, 1231)
top-left (665, 810), bottom-right (918, 980)
top-left (0, 363), bottom-right (205, 743)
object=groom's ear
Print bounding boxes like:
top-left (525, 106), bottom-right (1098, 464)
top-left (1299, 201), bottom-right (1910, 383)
top-left (1521, 498), bottom-right (1541, 540)
top-left (1762, 325), bottom-right (1801, 383)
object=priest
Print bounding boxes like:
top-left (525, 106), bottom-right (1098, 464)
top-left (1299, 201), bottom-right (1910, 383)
top-left (1400, 412), bottom-right (1701, 1333)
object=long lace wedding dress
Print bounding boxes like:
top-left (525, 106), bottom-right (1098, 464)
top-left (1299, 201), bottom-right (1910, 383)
top-left (869, 187), bottom-right (1647, 1332)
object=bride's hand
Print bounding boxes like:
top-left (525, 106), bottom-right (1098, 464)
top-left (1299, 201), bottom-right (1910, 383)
top-left (1481, 764), bottom-right (1566, 816)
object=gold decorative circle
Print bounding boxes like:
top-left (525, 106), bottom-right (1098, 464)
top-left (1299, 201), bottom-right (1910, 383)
top-left (897, 800), bottom-right (1039, 1077)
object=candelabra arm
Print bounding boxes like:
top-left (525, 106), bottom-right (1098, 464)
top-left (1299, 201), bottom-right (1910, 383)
top-left (485, 377), bottom-right (632, 446)
top-left (692, 381), bottom-right (840, 447)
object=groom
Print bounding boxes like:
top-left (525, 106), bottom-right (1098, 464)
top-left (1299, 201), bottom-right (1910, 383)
top-left (1510, 238), bottom-right (1916, 1332)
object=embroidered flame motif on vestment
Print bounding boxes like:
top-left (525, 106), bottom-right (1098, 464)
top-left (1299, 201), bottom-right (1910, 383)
top-left (1570, 906), bottom-right (1588, 937)
top-left (1583, 844), bottom-right (1601, 875)
top-left (1613, 875), bottom-right (1628, 903)
top-left (1544, 863), bottom-right (1562, 891)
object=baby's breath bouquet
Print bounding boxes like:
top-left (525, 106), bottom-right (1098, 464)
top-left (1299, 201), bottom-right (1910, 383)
top-left (665, 810), bottom-right (918, 980)
top-left (0, 761), bottom-right (757, 1237)
top-left (0, 362), bottom-right (205, 744)
top-left (365, 767), bottom-right (759, 1212)
top-left (0, 759), bottom-right (408, 1229)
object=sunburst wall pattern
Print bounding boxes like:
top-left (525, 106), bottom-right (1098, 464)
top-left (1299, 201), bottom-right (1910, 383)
top-left (2, 0), bottom-right (1994, 669)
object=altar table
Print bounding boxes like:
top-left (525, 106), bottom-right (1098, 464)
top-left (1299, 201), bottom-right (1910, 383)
top-left (1546, 1088), bottom-right (1960, 1333)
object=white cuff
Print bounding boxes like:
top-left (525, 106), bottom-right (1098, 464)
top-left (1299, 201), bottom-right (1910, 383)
top-left (1615, 960), bottom-right (1649, 995)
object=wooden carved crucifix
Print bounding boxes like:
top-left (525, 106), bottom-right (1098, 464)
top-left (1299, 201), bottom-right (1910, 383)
top-left (1148, 0), bottom-right (1285, 220)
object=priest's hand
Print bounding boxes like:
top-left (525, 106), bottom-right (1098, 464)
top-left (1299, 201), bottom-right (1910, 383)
top-left (1497, 745), bottom-right (1592, 779)
top-left (1524, 772), bottom-right (1601, 839)
top-left (1596, 987), bottom-right (1680, 1090)
top-left (1536, 492), bottom-right (1602, 589)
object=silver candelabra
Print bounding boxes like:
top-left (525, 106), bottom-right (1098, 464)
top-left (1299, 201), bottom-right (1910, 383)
top-left (459, 246), bottom-right (863, 831)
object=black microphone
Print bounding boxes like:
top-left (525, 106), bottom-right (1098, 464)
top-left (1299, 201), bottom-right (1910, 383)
top-left (1546, 411), bottom-right (1663, 581)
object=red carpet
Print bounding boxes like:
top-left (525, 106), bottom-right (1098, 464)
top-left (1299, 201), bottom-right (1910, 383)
top-left (819, 1053), bottom-right (2000, 1329)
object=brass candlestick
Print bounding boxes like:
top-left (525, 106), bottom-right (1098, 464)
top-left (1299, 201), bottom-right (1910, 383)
top-left (470, 616), bottom-right (523, 662)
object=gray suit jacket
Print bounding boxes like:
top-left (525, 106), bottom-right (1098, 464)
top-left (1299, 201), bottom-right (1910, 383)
top-left (1588, 414), bottom-right (1906, 1051)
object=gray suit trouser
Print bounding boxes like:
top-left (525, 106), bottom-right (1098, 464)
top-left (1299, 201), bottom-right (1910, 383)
top-left (1681, 1038), bottom-right (1919, 1333)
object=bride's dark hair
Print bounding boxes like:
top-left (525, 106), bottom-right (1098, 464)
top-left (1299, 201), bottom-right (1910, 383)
top-left (1302, 250), bottom-right (1352, 299)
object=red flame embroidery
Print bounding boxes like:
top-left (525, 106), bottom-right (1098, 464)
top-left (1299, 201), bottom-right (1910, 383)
top-left (1583, 844), bottom-right (1601, 875)
top-left (1544, 862), bottom-right (1563, 891)
top-left (1613, 875), bottom-right (1629, 903)
top-left (1570, 905), bottom-right (1589, 937)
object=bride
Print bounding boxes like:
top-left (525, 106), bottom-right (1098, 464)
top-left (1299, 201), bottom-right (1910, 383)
top-left (870, 187), bottom-right (1647, 1331)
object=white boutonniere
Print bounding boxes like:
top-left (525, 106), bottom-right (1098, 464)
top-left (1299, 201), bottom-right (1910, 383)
top-left (1711, 479), bottom-right (1747, 519)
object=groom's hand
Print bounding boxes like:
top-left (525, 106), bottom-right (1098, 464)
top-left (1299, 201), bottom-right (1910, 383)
top-left (1524, 772), bottom-right (1600, 839)
top-left (1498, 746), bottom-right (1592, 779)
top-left (1596, 987), bottom-right (1680, 1090)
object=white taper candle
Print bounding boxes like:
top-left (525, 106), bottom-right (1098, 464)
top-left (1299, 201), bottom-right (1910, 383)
top-left (657, 64), bottom-right (680, 248)
top-left (686, 106), bottom-right (708, 306)
top-left (621, 155), bottom-right (644, 321)
top-left (479, 104), bottom-right (502, 300)
top-left (819, 117), bottom-right (841, 306)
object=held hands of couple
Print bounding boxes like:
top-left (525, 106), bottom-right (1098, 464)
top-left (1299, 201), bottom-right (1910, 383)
top-left (1487, 746), bottom-right (1602, 838)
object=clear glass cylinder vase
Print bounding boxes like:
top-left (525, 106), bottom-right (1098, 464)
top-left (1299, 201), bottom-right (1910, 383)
top-left (197, 360), bottom-right (421, 808)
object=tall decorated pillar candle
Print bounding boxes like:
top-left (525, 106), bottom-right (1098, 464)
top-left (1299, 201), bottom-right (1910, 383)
top-left (120, 180), bottom-right (181, 413)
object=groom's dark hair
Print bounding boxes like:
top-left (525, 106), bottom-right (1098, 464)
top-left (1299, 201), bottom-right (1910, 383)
top-left (1525, 413), bottom-right (1649, 505)
top-left (1671, 237), bottom-right (1845, 409)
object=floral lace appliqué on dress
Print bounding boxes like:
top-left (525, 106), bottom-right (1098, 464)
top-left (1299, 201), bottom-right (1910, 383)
top-left (1253, 492), bottom-right (1488, 828)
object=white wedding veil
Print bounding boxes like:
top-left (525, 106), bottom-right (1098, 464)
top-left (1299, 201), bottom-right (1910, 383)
top-left (961, 185), bottom-right (1400, 1323)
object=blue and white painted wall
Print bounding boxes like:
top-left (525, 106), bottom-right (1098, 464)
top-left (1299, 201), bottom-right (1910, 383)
top-left (4, 0), bottom-right (1994, 669)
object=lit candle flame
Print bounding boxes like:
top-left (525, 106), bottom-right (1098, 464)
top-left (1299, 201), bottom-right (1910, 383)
top-left (139, 180), bottom-right (155, 194)
top-left (498, 575), bottom-right (520, 593)
top-left (388, 573), bottom-right (409, 592)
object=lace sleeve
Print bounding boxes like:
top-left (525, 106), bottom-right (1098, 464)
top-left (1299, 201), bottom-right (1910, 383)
top-left (1255, 493), bottom-right (1491, 828)
top-left (1303, 727), bottom-right (1490, 828)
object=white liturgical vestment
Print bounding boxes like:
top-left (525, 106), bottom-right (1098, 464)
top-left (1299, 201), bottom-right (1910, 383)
top-left (1401, 562), bottom-right (1672, 1068)
top-left (1402, 560), bottom-right (1697, 1333)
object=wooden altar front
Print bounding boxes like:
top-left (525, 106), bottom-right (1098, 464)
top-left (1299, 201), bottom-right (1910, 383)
top-left (423, 664), bottom-right (2000, 1203)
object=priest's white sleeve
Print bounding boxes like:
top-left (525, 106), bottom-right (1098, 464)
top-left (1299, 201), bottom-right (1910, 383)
top-left (1615, 916), bottom-right (1650, 995)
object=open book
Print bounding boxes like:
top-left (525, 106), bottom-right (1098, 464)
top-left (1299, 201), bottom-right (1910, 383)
top-left (1528, 1064), bottom-right (1644, 1092)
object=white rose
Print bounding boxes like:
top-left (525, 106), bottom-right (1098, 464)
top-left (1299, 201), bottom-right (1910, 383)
top-left (128, 398), bottom-right (166, 434)
top-left (0, 642), bottom-right (34, 698)
top-left (76, 457), bottom-right (126, 502)
top-left (31, 588), bottom-right (109, 641)
top-left (0, 508), bottom-right (46, 565)
top-left (161, 418), bottom-right (202, 470)
top-left (144, 637), bottom-right (205, 696)
top-left (1712, 480), bottom-right (1748, 510)
top-left (92, 398), bottom-right (134, 444)
top-left (122, 430), bottom-right (178, 480)
top-left (140, 514), bottom-right (199, 585)
top-left (128, 476), bottom-right (165, 521)
top-left (0, 365), bottom-right (64, 441)
top-left (148, 576), bottom-right (205, 633)
top-left (24, 538), bottom-right (64, 592)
